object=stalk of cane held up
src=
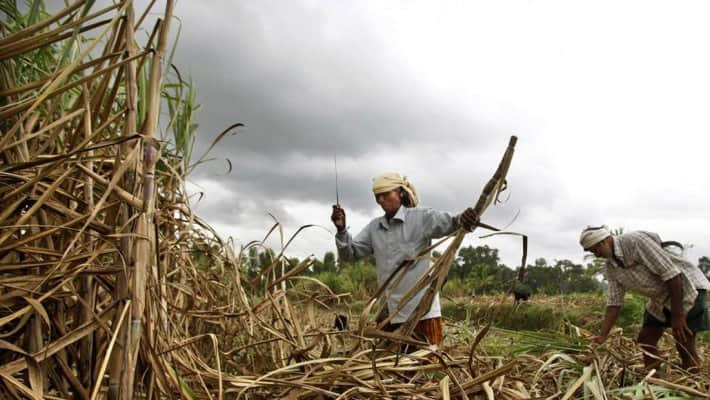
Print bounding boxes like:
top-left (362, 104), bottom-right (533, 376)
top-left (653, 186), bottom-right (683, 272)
top-left (389, 136), bottom-right (517, 338)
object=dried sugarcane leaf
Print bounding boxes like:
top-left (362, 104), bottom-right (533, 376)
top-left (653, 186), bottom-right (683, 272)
top-left (20, 296), bottom-right (51, 327)
top-left (0, 373), bottom-right (43, 400)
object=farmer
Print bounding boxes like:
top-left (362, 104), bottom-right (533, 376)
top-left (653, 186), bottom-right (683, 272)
top-left (331, 172), bottom-right (479, 346)
top-left (580, 225), bottom-right (710, 370)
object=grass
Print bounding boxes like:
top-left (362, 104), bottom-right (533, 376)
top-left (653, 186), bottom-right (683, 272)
top-left (441, 293), bottom-right (606, 331)
top-left (442, 300), bottom-right (572, 331)
top-left (441, 293), bottom-right (710, 343)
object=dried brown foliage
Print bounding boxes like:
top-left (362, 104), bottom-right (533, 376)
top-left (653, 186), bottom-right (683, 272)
top-left (1, 1), bottom-right (708, 399)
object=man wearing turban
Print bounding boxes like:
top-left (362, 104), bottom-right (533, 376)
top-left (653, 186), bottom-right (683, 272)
top-left (331, 172), bottom-right (479, 346)
top-left (580, 225), bottom-right (710, 370)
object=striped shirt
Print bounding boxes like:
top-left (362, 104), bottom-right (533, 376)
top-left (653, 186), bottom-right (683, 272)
top-left (604, 231), bottom-right (710, 322)
top-left (335, 206), bottom-right (461, 324)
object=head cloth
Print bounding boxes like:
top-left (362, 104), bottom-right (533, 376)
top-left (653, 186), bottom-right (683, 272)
top-left (579, 225), bottom-right (611, 250)
top-left (372, 172), bottom-right (419, 207)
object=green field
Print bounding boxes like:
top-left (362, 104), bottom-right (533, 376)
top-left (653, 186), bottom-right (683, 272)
top-left (336, 292), bottom-right (710, 357)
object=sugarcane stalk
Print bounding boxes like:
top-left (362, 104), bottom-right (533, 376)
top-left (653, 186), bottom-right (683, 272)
top-left (122, 0), bottom-right (173, 398)
top-left (396, 136), bottom-right (517, 337)
top-left (27, 219), bottom-right (46, 397)
top-left (78, 85), bottom-right (95, 389)
top-left (109, 2), bottom-right (138, 398)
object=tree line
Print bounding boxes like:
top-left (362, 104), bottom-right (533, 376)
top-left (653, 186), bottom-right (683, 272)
top-left (242, 246), bottom-right (710, 298)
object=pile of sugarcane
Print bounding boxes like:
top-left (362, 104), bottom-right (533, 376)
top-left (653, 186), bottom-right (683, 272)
top-left (1, 1), bottom-right (709, 399)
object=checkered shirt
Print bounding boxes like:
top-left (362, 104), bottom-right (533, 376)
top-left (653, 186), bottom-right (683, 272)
top-left (603, 231), bottom-right (710, 322)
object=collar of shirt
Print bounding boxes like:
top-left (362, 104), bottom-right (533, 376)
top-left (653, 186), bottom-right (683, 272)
top-left (378, 206), bottom-right (408, 230)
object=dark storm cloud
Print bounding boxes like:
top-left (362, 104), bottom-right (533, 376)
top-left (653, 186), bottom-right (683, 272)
top-left (34, 1), bottom-right (710, 268)
top-left (157, 1), bottom-right (710, 265)
top-left (171, 1), bottom-right (500, 178)
top-left (189, 153), bottom-right (368, 220)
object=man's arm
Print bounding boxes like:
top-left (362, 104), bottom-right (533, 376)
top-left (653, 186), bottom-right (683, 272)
top-left (335, 228), bottom-right (373, 262)
top-left (667, 274), bottom-right (692, 342)
top-left (594, 277), bottom-right (625, 344)
top-left (593, 305), bottom-right (621, 344)
top-left (422, 207), bottom-right (479, 239)
top-left (331, 206), bottom-right (373, 262)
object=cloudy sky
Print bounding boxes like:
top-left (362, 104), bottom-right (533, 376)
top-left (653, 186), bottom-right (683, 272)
top-left (134, 0), bottom-right (709, 267)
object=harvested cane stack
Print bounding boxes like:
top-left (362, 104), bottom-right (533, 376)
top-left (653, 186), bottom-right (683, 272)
top-left (2, 2), bottom-right (709, 399)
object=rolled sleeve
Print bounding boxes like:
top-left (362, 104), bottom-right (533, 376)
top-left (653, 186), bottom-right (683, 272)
top-left (422, 208), bottom-right (460, 239)
top-left (607, 278), bottom-right (626, 307)
top-left (335, 228), bottom-right (373, 263)
top-left (634, 235), bottom-right (681, 282)
top-left (334, 230), bottom-right (350, 248)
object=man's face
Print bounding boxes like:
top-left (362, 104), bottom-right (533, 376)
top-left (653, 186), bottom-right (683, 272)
top-left (586, 237), bottom-right (612, 259)
top-left (375, 188), bottom-right (402, 216)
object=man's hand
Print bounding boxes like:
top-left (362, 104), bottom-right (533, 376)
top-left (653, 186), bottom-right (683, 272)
top-left (331, 205), bottom-right (346, 232)
top-left (595, 305), bottom-right (620, 346)
top-left (460, 207), bottom-right (480, 231)
top-left (671, 314), bottom-right (693, 343)
top-left (666, 275), bottom-right (692, 343)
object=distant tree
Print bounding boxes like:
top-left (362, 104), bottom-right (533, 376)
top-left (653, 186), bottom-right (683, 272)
top-left (524, 258), bottom-right (563, 294)
top-left (312, 251), bottom-right (337, 275)
top-left (311, 260), bottom-right (322, 275)
top-left (189, 241), bottom-right (218, 271)
top-left (454, 245), bottom-right (515, 294)
top-left (465, 265), bottom-right (497, 295)
top-left (241, 247), bottom-right (276, 291)
top-left (534, 258), bottom-right (548, 268)
top-left (522, 258), bottom-right (602, 294)
top-left (323, 251), bottom-right (336, 272)
top-left (246, 247), bottom-right (260, 278)
top-left (455, 245), bottom-right (500, 281)
top-left (340, 261), bottom-right (378, 298)
top-left (557, 259), bottom-right (580, 293)
top-left (556, 259), bottom-right (602, 293)
top-left (495, 264), bottom-right (516, 291)
top-left (258, 248), bottom-right (275, 270)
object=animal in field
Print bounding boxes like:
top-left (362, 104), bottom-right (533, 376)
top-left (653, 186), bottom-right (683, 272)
top-left (333, 314), bottom-right (348, 331)
top-left (512, 282), bottom-right (532, 304)
top-left (513, 290), bottom-right (531, 303)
